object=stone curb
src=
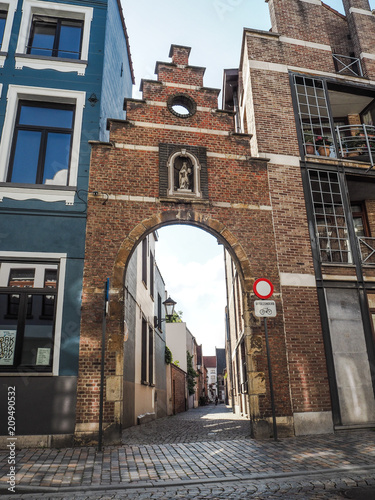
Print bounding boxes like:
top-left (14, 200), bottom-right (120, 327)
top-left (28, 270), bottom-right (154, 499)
top-left (2, 464), bottom-right (375, 495)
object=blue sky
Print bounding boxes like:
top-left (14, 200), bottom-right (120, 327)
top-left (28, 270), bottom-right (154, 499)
top-left (122, 0), bottom-right (373, 355)
top-left (123, 1), bottom-right (353, 99)
top-left (156, 226), bottom-right (226, 356)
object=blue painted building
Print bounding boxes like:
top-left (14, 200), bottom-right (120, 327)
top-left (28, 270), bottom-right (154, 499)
top-left (0, 0), bottom-right (133, 445)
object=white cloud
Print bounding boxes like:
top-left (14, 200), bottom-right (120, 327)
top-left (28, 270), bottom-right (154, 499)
top-left (156, 227), bottom-right (226, 355)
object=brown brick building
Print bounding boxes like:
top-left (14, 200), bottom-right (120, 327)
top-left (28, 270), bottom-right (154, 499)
top-left (224, 0), bottom-right (375, 436)
top-left (77, 0), bottom-right (375, 443)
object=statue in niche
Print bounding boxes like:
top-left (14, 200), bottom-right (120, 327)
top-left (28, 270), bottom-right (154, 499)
top-left (179, 161), bottom-right (191, 189)
top-left (174, 155), bottom-right (193, 192)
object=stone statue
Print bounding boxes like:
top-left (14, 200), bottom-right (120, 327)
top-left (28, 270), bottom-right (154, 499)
top-left (179, 161), bottom-right (191, 190)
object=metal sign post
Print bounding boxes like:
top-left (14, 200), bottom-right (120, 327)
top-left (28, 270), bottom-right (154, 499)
top-left (98, 278), bottom-right (109, 452)
top-left (253, 279), bottom-right (278, 441)
top-left (263, 316), bottom-right (278, 441)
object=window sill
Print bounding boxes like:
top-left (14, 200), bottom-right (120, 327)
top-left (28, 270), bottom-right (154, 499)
top-left (0, 371), bottom-right (53, 376)
top-left (0, 52), bottom-right (7, 68)
top-left (0, 184), bottom-right (76, 205)
top-left (321, 262), bottom-right (356, 267)
top-left (15, 53), bottom-right (88, 76)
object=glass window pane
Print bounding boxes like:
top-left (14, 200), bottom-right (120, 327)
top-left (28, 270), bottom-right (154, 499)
top-left (19, 106), bottom-right (73, 129)
top-left (58, 23), bottom-right (82, 59)
top-left (0, 294), bottom-right (17, 367)
top-left (8, 269), bottom-right (35, 288)
top-left (29, 21), bottom-right (56, 56)
top-left (353, 216), bottom-right (365, 237)
top-left (0, 12), bottom-right (6, 49)
top-left (44, 270), bottom-right (57, 288)
top-left (20, 294), bottom-right (54, 367)
top-left (10, 130), bottom-right (41, 184)
top-left (43, 133), bottom-right (71, 185)
top-left (368, 294), bottom-right (375, 309)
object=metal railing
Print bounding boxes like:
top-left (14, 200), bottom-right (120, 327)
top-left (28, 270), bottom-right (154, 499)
top-left (358, 237), bottom-right (375, 264)
top-left (332, 54), bottom-right (363, 77)
top-left (336, 124), bottom-right (375, 169)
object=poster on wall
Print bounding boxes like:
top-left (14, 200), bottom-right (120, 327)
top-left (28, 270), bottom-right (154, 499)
top-left (0, 330), bottom-right (17, 366)
top-left (36, 348), bottom-right (51, 366)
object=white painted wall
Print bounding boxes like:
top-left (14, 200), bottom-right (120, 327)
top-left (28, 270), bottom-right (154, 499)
top-left (166, 322), bottom-right (188, 373)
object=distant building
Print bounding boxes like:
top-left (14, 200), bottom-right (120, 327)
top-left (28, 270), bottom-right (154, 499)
top-left (166, 321), bottom-right (201, 409)
top-left (123, 232), bottom-right (168, 427)
top-left (203, 355), bottom-right (217, 401)
top-left (216, 348), bottom-right (226, 403)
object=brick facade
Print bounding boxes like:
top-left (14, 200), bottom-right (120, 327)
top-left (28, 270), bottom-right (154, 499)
top-left (229, 0), bottom-right (375, 435)
top-left (171, 364), bottom-right (186, 415)
top-left (77, 1), bottom-right (375, 441)
top-left (76, 44), bottom-right (295, 441)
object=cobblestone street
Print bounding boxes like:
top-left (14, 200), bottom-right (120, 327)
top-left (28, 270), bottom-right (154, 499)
top-left (1, 405), bottom-right (375, 499)
top-left (121, 403), bottom-right (251, 444)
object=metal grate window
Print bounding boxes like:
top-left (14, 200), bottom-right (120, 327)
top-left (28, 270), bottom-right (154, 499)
top-left (308, 170), bottom-right (352, 263)
top-left (293, 75), bottom-right (335, 157)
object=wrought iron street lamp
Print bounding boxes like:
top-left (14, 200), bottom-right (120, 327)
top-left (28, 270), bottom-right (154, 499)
top-left (163, 296), bottom-right (176, 321)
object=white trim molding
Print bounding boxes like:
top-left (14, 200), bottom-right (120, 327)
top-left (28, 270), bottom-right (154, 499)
top-left (258, 152), bottom-right (300, 166)
top-left (279, 36), bottom-right (331, 52)
top-left (0, 0), bottom-right (18, 67)
top-left (15, 0), bottom-right (93, 75)
top-left (360, 52), bottom-right (375, 61)
top-left (280, 273), bottom-right (316, 287)
top-left (0, 85), bottom-right (85, 204)
top-left (349, 7), bottom-right (373, 16)
top-left (300, 0), bottom-right (322, 5)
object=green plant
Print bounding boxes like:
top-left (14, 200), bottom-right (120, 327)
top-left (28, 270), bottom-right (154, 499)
top-left (166, 310), bottom-right (183, 323)
top-left (303, 131), bottom-right (314, 143)
top-left (348, 133), bottom-right (366, 148)
top-left (165, 346), bottom-right (173, 365)
top-left (315, 135), bottom-right (332, 146)
top-left (187, 351), bottom-right (198, 396)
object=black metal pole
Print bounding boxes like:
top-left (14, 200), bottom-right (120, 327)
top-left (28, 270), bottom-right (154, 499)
top-left (98, 279), bottom-right (109, 451)
top-left (264, 317), bottom-right (278, 441)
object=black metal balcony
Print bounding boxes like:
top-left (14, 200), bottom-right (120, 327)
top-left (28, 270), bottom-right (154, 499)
top-left (332, 54), bottom-right (363, 77)
top-left (358, 236), bottom-right (375, 264)
top-left (336, 124), bottom-right (375, 169)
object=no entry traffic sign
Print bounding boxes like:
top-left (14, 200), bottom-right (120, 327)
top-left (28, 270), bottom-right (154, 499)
top-left (253, 278), bottom-right (274, 299)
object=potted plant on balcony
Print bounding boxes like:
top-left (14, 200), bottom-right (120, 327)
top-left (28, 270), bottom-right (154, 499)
top-left (343, 133), bottom-right (366, 157)
top-left (315, 136), bottom-right (332, 156)
top-left (304, 132), bottom-right (315, 154)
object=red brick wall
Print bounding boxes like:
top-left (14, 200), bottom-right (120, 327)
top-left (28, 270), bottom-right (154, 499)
top-left (76, 45), bottom-right (295, 429)
top-left (171, 364), bottom-right (186, 415)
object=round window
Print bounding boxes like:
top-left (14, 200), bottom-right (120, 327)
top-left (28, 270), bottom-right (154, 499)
top-left (167, 94), bottom-right (196, 118)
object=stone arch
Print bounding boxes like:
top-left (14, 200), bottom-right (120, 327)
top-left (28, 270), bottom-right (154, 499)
top-left (104, 207), bottom-right (262, 437)
top-left (111, 208), bottom-right (254, 294)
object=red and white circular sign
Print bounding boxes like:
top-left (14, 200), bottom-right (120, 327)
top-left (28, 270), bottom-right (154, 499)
top-left (253, 278), bottom-right (274, 299)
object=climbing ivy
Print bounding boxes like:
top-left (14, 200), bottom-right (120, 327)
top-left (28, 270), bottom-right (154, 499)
top-left (187, 351), bottom-right (198, 395)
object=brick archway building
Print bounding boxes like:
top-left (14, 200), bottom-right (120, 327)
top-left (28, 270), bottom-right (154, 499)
top-left (75, 44), bottom-right (329, 442)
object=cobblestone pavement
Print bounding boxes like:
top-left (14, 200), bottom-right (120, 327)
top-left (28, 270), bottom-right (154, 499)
top-left (121, 403), bottom-right (252, 444)
top-left (1, 405), bottom-right (375, 499)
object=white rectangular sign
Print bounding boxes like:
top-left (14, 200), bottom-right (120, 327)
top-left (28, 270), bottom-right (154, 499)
top-left (0, 330), bottom-right (17, 365)
top-left (254, 300), bottom-right (277, 318)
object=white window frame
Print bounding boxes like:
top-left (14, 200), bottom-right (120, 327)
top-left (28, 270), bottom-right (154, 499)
top-left (0, 0), bottom-right (18, 68)
top-left (0, 251), bottom-right (67, 376)
top-left (0, 85), bottom-right (85, 205)
top-left (15, 0), bottom-right (93, 75)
